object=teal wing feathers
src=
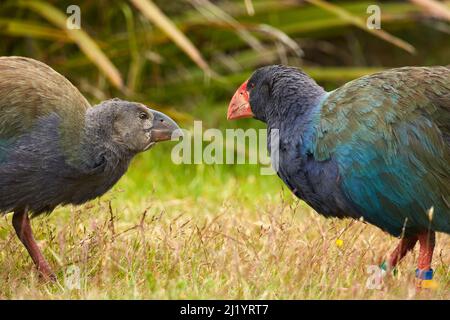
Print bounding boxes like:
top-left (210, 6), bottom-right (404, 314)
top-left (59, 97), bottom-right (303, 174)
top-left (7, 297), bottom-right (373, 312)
top-left (314, 67), bottom-right (450, 235)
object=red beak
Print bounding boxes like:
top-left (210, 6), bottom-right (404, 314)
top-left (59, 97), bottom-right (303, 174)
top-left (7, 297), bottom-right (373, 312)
top-left (227, 80), bottom-right (254, 120)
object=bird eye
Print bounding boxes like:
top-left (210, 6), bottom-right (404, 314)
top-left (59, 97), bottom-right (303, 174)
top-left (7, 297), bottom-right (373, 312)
top-left (139, 112), bottom-right (148, 120)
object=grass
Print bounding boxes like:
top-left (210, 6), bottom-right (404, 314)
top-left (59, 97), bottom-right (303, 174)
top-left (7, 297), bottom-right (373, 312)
top-left (0, 143), bottom-right (448, 299)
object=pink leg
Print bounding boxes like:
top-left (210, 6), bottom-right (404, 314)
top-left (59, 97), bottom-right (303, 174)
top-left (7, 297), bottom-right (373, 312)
top-left (415, 231), bottom-right (435, 288)
top-left (417, 231), bottom-right (435, 270)
top-left (12, 209), bottom-right (56, 281)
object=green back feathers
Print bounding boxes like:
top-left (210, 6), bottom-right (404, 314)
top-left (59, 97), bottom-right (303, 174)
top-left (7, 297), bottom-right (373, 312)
top-left (315, 66), bottom-right (450, 159)
top-left (0, 56), bottom-right (91, 161)
top-left (313, 67), bottom-right (450, 234)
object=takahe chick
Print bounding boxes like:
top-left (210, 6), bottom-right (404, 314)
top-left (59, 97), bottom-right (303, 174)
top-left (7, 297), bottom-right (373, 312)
top-left (228, 65), bottom-right (449, 286)
top-left (0, 56), bottom-right (180, 280)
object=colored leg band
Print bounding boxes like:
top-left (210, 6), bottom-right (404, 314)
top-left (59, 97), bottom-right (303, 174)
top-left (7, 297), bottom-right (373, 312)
top-left (415, 268), bottom-right (433, 280)
top-left (380, 261), bottom-right (397, 276)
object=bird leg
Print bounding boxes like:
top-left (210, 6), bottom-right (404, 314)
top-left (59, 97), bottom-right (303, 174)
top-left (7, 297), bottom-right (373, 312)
top-left (12, 209), bottom-right (56, 281)
top-left (417, 231), bottom-right (435, 270)
top-left (386, 235), bottom-right (418, 271)
top-left (415, 231), bottom-right (435, 288)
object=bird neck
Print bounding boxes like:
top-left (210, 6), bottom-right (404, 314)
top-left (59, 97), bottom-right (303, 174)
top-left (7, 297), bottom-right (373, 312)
top-left (266, 74), bottom-right (327, 129)
top-left (267, 84), bottom-right (327, 130)
top-left (267, 90), bottom-right (330, 157)
top-left (78, 109), bottom-right (135, 173)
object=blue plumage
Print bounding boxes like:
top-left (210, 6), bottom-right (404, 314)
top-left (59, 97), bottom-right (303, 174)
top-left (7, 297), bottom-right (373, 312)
top-left (228, 65), bottom-right (449, 280)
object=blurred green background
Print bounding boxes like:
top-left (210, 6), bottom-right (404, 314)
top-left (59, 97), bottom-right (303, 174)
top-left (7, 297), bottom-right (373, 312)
top-left (1, 0), bottom-right (449, 205)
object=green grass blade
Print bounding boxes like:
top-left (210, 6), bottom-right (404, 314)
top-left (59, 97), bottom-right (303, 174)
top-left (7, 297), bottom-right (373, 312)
top-left (0, 19), bottom-right (70, 42)
top-left (305, 0), bottom-right (416, 54)
top-left (409, 0), bottom-right (450, 21)
top-left (130, 0), bottom-right (212, 75)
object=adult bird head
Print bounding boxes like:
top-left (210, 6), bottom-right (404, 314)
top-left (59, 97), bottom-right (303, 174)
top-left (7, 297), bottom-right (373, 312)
top-left (92, 98), bottom-right (182, 153)
top-left (227, 65), bottom-right (325, 124)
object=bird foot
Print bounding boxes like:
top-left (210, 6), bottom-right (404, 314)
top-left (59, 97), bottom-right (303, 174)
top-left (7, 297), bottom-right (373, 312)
top-left (36, 262), bottom-right (57, 282)
top-left (39, 270), bottom-right (57, 283)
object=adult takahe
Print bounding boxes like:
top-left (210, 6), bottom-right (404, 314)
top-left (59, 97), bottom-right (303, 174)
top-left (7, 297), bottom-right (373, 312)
top-left (0, 56), bottom-right (180, 280)
top-left (227, 65), bottom-right (449, 285)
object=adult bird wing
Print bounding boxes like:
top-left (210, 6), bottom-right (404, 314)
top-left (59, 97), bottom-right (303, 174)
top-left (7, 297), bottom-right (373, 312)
top-left (0, 56), bottom-right (90, 161)
top-left (313, 67), bottom-right (450, 236)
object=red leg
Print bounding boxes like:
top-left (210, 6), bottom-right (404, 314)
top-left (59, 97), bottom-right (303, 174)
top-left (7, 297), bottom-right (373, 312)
top-left (415, 231), bottom-right (436, 289)
top-left (417, 231), bottom-right (435, 271)
top-left (12, 209), bottom-right (56, 281)
top-left (387, 235), bottom-right (418, 270)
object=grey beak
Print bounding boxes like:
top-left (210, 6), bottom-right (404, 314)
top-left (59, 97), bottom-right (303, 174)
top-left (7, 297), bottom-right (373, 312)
top-left (149, 109), bottom-right (182, 143)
